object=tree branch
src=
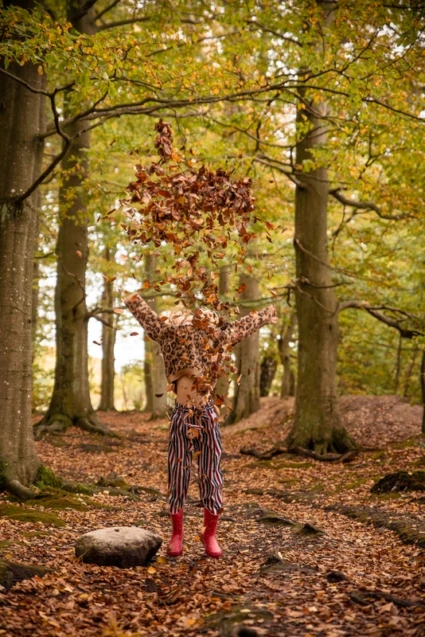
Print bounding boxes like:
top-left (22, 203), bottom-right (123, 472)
top-left (338, 300), bottom-right (423, 338)
top-left (96, 16), bottom-right (150, 32)
top-left (93, 0), bottom-right (120, 21)
top-left (330, 188), bottom-right (414, 221)
top-left (69, 0), bottom-right (101, 26)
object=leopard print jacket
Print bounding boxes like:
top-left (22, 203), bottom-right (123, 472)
top-left (124, 294), bottom-right (277, 385)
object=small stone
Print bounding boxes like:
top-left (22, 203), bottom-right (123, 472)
top-left (75, 527), bottom-right (162, 568)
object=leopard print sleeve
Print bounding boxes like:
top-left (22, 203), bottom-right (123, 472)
top-left (224, 305), bottom-right (277, 346)
top-left (124, 294), bottom-right (163, 342)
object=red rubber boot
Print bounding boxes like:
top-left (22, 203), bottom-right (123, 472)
top-left (167, 509), bottom-right (183, 557)
top-left (201, 508), bottom-right (222, 558)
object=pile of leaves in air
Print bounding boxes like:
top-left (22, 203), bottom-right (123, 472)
top-left (121, 120), bottom-right (255, 313)
top-left (119, 121), bottom-right (258, 405)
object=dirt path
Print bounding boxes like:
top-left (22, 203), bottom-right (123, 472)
top-left (1, 396), bottom-right (424, 636)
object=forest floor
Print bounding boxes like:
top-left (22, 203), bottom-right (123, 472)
top-left (1, 395), bottom-right (425, 637)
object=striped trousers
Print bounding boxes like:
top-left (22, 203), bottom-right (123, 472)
top-left (168, 403), bottom-right (223, 515)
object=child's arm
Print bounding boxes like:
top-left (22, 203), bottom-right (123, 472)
top-left (124, 293), bottom-right (163, 341)
top-left (224, 305), bottom-right (277, 346)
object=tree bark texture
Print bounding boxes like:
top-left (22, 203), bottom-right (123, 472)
top-left (143, 335), bottom-right (154, 412)
top-left (287, 2), bottom-right (356, 454)
top-left (421, 350), bottom-right (425, 435)
top-left (279, 312), bottom-right (296, 398)
top-left (98, 247), bottom-right (116, 411)
top-left (260, 356), bottom-right (278, 397)
top-left (0, 34), bottom-right (45, 483)
top-left (214, 265), bottom-right (232, 410)
top-left (144, 254), bottom-right (167, 419)
top-left (39, 117), bottom-right (97, 432)
top-left (34, 3), bottom-right (109, 437)
top-left (227, 273), bottom-right (261, 424)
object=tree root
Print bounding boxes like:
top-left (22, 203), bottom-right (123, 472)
top-left (34, 413), bottom-right (117, 439)
top-left (2, 477), bottom-right (39, 501)
top-left (328, 504), bottom-right (425, 549)
top-left (33, 414), bottom-right (72, 440)
top-left (289, 447), bottom-right (359, 463)
top-left (350, 588), bottom-right (425, 609)
top-left (239, 445), bottom-right (287, 460)
top-left (75, 415), bottom-right (117, 437)
top-left (0, 559), bottom-right (50, 591)
top-left (286, 425), bottom-right (358, 457)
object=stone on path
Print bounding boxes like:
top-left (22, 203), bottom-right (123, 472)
top-left (75, 526), bottom-right (162, 567)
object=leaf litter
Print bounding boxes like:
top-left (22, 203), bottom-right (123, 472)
top-left (0, 395), bottom-right (424, 636)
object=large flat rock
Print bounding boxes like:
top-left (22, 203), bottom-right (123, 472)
top-left (75, 526), bottom-right (162, 567)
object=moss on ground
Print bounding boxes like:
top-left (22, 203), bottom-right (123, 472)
top-left (0, 559), bottom-right (49, 591)
top-left (0, 540), bottom-right (14, 551)
top-left (0, 504), bottom-right (65, 527)
top-left (34, 464), bottom-right (94, 496)
top-left (25, 493), bottom-right (89, 512)
top-left (329, 504), bottom-right (425, 549)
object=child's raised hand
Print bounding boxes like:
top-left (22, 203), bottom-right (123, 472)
top-left (124, 292), bottom-right (139, 303)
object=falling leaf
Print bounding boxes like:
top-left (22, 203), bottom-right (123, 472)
top-left (130, 332), bottom-right (139, 336)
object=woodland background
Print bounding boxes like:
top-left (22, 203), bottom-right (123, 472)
top-left (1, 1), bottom-right (425, 635)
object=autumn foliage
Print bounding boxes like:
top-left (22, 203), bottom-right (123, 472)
top-left (121, 120), bottom-right (255, 312)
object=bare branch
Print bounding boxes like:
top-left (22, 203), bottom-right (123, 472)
top-left (93, 0), bottom-right (120, 21)
top-left (15, 145), bottom-right (69, 205)
top-left (330, 188), bottom-right (414, 221)
top-left (69, 0), bottom-right (101, 26)
top-left (90, 314), bottom-right (116, 329)
top-left (338, 300), bottom-right (423, 338)
top-left (0, 67), bottom-right (49, 96)
top-left (365, 96), bottom-right (425, 124)
top-left (97, 16), bottom-right (150, 32)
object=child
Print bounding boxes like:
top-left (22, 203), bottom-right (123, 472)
top-left (124, 293), bottom-right (277, 558)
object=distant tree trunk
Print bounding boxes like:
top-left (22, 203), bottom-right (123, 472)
top-left (394, 333), bottom-right (403, 394)
top-left (143, 336), bottom-right (154, 412)
top-left (34, 4), bottom-right (110, 438)
top-left (0, 26), bottom-right (45, 486)
top-left (98, 247), bottom-right (116, 411)
top-left (403, 345), bottom-right (418, 399)
top-left (144, 254), bottom-right (167, 419)
top-left (421, 350), bottom-right (425, 435)
top-left (287, 2), bottom-right (356, 455)
top-left (32, 204), bottom-right (41, 359)
top-left (279, 312), bottom-right (296, 398)
top-left (260, 356), bottom-right (278, 397)
top-left (215, 265), bottom-right (232, 411)
top-left (227, 273), bottom-right (261, 424)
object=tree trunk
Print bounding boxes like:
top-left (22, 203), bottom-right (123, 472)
top-left (260, 356), bottom-right (278, 397)
top-left (215, 265), bottom-right (232, 412)
top-left (394, 333), bottom-right (403, 394)
top-left (279, 311), bottom-right (296, 398)
top-left (403, 345), bottom-right (418, 399)
top-left (143, 336), bottom-right (154, 412)
top-left (144, 254), bottom-right (167, 419)
top-left (34, 3), bottom-right (110, 438)
top-left (286, 3), bottom-right (356, 455)
top-left (98, 247), bottom-right (116, 411)
top-left (420, 350), bottom-right (425, 435)
top-left (0, 35), bottom-right (45, 484)
top-left (31, 200), bottom-right (41, 358)
top-left (227, 273), bottom-right (261, 424)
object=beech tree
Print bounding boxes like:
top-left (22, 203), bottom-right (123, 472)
top-left (0, 0), bottom-right (45, 491)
